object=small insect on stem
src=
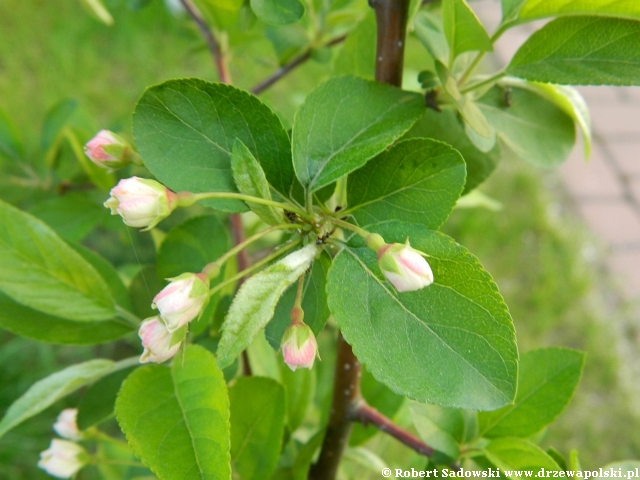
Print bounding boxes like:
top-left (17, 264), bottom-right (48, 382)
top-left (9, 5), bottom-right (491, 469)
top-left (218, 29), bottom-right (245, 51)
top-left (503, 87), bottom-right (512, 107)
top-left (284, 210), bottom-right (298, 223)
top-left (316, 228), bottom-right (336, 245)
top-left (425, 90), bottom-right (441, 112)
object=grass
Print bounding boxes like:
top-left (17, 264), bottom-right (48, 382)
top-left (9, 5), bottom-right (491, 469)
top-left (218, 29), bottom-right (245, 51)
top-left (0, 0), bottom-right (638, 477)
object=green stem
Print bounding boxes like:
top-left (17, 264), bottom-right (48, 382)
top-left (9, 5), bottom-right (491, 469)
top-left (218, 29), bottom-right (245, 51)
top-left (187, 192), bottom-right (307, 217)
top-left (209, 238), bottom-right (302, 296)
top-left (115, 306), bottom-right (142, 327)
top-left (98, 459), bottom-right (146, 467)
top-left (204, 223), bottom-right (301, 278)
top-left (330, 217), bottom-right (370, 239)
top-left (293, 274), bottom-right (305, 310)
top-left (458, 24), bottom-right (508, 87)
top-left (460, 70), bottom-right (506, 94)
top-left (86, 430), bottom-right (130, 447)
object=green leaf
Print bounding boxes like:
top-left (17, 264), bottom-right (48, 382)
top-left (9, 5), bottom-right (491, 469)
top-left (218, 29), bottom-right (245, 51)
top-left (442, 0), bottom-right (493, 62)
top-left (603, 461), bottom-right (640, 473)
top-left (501, 0), bottom-right (526, 22)
top-left (350, 368), bottom-right (405, 446)
top-left (79, 0), bottom-right (114, 25)
top-left (484, 438), bottom-right (560, 476)
top-left (250, 0), bottom-right (304, 25)
top-left (217, 244), bottom-right (318, 368)
top-left (0, 291), bottom-right (132, 344)
top-left (405, 109), bottom-right (500, 193)
top-left (478, 85), bottom-right (575, 168)
top-left (0, 358), bottom-right (116, 438)
top-left (346, 138), bottom-right (466, 230)
top-left (70, 243), bottom-right (133, 312)
top-left (129, 265), bottom-right (164, 320)
top-left (229, 377), bottom-right (286, 479)
top-left (414, 11), bottom-right (450, 64)
top-left (332, 11), bottom-right (376, 79)
top-left (410, 403), bottom-right (462, 461)
top-left (116, 345), bottom-right (231, 480)
top-left (193, 0), bottom-right (243, 29)
top-left (133, 79), bottom-right (295, 211)
top-left (292, 76), bottom-right (425, 191)
top-left (0, 199), bottom-right (116, 321)
top-left (0, 107), bottom-right (24, 161)
top-left (326, 222), bottom-right (518, 409)
top-left (77, 366), bottom-right (138, 429)
top-left (265, 251), bottom-right (331, 349)
top-left (436, 62), bottom-right (494, 140)
top-left (41, 98), bottom-right (78, 164)
top-left (507, 16), bottom-right (640, 86)
top-left (231, 139), bottom-right (284, 225)
top-left (519, 0), bottom-right (640, 22)
top-left (502, 79), bottom-right (591, 157)
top-left (265, 24), bottom-right (309, 65)
top-left (157, 215), bottom-right (230, 281)
top-left (280, 362), bottom-right (315, 432)
top-left (478, 347), bottom-right (585, 438)
top-left (28, 192), bottom-right (106, 243)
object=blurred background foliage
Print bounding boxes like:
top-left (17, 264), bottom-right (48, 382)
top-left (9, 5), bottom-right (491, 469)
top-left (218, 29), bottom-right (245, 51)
top-left (1, 0), bottom-right (639, 478)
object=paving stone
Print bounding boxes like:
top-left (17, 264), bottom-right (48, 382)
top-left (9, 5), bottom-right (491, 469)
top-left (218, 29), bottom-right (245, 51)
top-left (591, 104), bottom-right (640, 137)
top-left (606, 140), bottom-right (640, 177)
top-left (576, 202), bottom-right (640, 246)
top-left (609, 250), bottom-right (640, 297)
top-left (493, 29), bottom-right (530, 65)
top-left (576, 86), bottom-right (622, 105)
top-left (560, 145), bottom-right (623, 199)
top-left (630, 179), bottom-right (640, 204)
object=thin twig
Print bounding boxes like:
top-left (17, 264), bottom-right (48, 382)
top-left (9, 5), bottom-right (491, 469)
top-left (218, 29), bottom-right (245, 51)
top-left (310, 1), bottom-right (410, 477)
top-left (351, 402), bottom-right (434, 456)
top-left (179, 0), bottom-right (231, 83)
top-left (251, 35), bottom-right (347, 95)
top-left (309, 334), bottom-right (362, 480)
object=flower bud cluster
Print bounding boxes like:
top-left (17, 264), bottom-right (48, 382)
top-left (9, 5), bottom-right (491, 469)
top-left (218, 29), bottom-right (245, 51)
top-left (38, 409), bottom-right (87, 479)
top-left (138, 273), bottom-right (210, 364)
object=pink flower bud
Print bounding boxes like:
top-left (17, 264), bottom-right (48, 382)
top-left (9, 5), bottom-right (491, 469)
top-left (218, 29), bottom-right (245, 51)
top-left (53, 409), bottom-right (82, 441)
top-left (152, 273), bottom-right (209, 332)
top-left (138, 317), bottom-right (181, 364)
top-left (378, 242), bottom-right (434, 292)
top-left (84, 130), bottom-right (133, 170)
top-left (104, 176), bottom-right (177, 230)
top-left (281, 323), bottom-right (318, 371)
top-left (38, 439), bottom-right (87, 479)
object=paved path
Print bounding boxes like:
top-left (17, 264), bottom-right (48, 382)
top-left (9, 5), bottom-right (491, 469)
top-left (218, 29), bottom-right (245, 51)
top-left (471, 0), bottom-right (640, 299)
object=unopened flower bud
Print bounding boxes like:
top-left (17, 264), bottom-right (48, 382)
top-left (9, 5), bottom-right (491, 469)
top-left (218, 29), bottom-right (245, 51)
top-left (377, 242), bottom-right (434, 292)
top-left (84, 130), bottom-right (138, 170)
top-left (281, 323), bottom-right (318, 371)
top-left (138, 317), bottom-right (181, 364)
top-left (152, 273), bottom-right (209, 332)
top-left (38, 439), bottom-right (87, 479)
top-left (53, 409), bottom-right (82, 441)
top-left (104, 177), bottom-right (177, 230)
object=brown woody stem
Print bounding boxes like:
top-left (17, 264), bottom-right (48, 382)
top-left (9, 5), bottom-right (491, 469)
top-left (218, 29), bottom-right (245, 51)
top-left (372, 0), bottom-right (410, 86)
top-left (179, 0), bottom-right (231, 84)
top-left (251, 35), bottom-right (347, 95)
top-left (309, 334), bottom-right (362, 480)
top-left (351, 402), bottom-right (435, 457)
top-left (310, 1), bottom-right (410, 478)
